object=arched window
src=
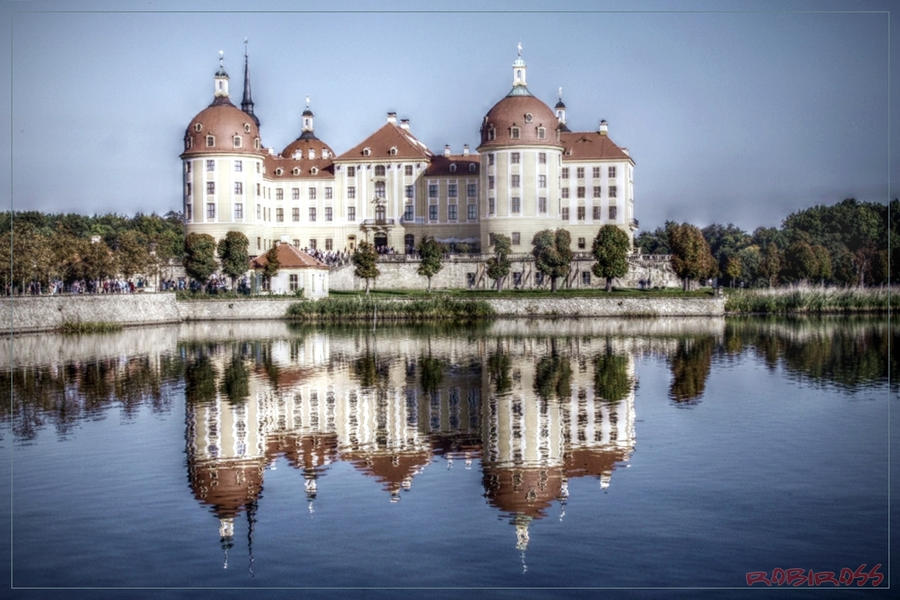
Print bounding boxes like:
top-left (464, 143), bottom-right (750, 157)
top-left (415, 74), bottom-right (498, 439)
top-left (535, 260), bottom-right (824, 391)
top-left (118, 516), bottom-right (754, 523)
top-left (233, 135), bottom-right (242, 148)
top-left (449, 164), bottom-right (457, 173)
top-left (389, 146), bottom-right (398, 156)
top-left (468, 163), bottom-right (476, 173)
top-left (363, 147), bottom-right (372, 156)
top-left (487, 126), bottom-right (495, 141)
top-left (375, 165), bottom-right (386, 176)
top-left (206, 135), bottom-right (215, 147)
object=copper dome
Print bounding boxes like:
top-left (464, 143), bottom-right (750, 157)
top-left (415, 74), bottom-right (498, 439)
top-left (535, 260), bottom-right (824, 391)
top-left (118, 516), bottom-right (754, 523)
top-left (281, 135), bottom-right (335, 160)
top-left (183, 100), bottom-right (263, 157)
top-left (479, 94), bottom-right (561, 149)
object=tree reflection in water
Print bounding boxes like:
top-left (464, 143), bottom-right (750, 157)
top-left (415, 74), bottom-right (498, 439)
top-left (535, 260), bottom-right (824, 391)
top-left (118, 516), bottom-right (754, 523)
top-left (668, 337), bottom-right (715, 405)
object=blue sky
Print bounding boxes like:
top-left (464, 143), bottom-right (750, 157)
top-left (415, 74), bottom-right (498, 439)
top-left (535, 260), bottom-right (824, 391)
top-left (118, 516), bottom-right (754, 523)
top-left (1, 0), bottom-right (896, 232)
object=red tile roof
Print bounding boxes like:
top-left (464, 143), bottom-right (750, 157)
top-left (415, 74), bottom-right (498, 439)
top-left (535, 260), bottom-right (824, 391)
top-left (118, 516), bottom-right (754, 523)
top-left (264, 154), bottom-right (334, 179)
top-left (424, 154), bottom-right (480, 176)
top-left (560, 131), bottom-right (633, 162)
top-left (250, 243), bottom-right (329, 270)
top-left (335, 122), bottom-right (432, 161)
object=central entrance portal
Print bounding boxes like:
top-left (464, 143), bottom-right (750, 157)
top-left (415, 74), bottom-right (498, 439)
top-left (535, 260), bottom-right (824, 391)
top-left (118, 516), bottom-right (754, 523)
top-left (373, 232), bottom-right (388, 251)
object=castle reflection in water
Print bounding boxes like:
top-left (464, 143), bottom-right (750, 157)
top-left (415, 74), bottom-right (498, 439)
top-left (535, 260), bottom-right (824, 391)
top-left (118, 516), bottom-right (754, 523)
top-left (184, 329), bottom-right (637, 559)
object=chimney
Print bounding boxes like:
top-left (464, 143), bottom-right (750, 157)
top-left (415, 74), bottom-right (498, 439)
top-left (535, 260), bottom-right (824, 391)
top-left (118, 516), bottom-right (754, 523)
top-left (443, 144), bottom-right (451, 157)
top-left (400, 118), bottom-right (410, 130)
top-left (621, 147), bottom-right (629, 156)
top-left (598, 120), bottom-right (608, 135)
top-left (386, 112), bottom-right (397, 124)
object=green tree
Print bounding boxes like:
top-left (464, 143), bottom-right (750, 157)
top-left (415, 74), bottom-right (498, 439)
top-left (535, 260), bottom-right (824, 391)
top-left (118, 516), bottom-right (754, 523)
top-left (419, 355), bottom-right (444, 397)
top-left (702, 223), bottom-right (751, 280)
top-left (217, 231), bottom-right (250, 288)
top-left (81, 238), bottom-right (117, 282)
top-left (352, 241), bottom-right (379, 294)
top-left (114, 230), bottom-right (149, 279)
top-left (736, 245), bottom-right (762, 286)
top-left (416, 236), bottom-right (444, 292)
top-left (669, 337), bottom-right (714, 404)
top-left (634, 223), bottom-right (672, 255)
top-left (591, 225), bottom-right (630, 291)
top-left (668, 223), bottom-right (717, 290)
top-left (533, 340), bottom-right (572, 401)
top-left (593, 349), bottom-right (633, 402)
top-left (485, 234), bottom-right (511, 292)
top-left (183, 233), bottom-right (217, 284)
top-left (262, 245), bottom-right (280, 290)
top-left (532, 228), bottom-right (572, 292)
top-left (759, 242), bottom-right (782, 288)
top-left (725, 256), bottom-right (742, 288)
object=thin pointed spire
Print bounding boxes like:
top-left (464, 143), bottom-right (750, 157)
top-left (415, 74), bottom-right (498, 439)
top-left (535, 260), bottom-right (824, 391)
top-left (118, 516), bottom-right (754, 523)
top-left (241, 38), bottom-right (259, 127)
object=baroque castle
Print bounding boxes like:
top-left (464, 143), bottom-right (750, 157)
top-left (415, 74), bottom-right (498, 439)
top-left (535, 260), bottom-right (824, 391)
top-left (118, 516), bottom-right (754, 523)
top-left (181, 45), bottom-right (637, 261)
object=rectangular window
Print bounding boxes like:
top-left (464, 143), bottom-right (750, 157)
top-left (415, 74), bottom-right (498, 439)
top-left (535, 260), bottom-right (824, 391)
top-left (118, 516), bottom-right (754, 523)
top-left (405, 185), bottom-right (414, 199)
top-left (561, 188), bottom-right (569, 199)
top-left (185, 204), bottom-right (192, 221)
top-left (467, 203), bottom-right (477, 220)
top-left (233, 182), bottom-right (242, 195)
top-left (561, 207), bottom-right (570, 220)
top-left (576, 167), bottom-right (585, 179)
top-left (537, 127), bottom-right (545, 139)
top-left (185, 183), bottom-right (192, 196)
top-left (488, 153), bottom-right (495, 166)
top-left (375, 181), bottom-right (385, 198)
top-left (538, 197), bottom-right (547, 214)
top-left (276, 208), bottom-right (283, 222)
top-left (293, 207), bottom-right (300, 222)
top-left (511, 232), bottom-right (520, 245)
top-left (510, 127), bottom-right (520, 139)
top-left (206, 159), bottom-right (215, 171)
top-left (511, 152), bottom-right (520, 164)
top-left (511, 196), bottom-right (521, 214)
top-left (561, 167), bottom-right (569, 179)
top-left (325, 238), bottom-right (333, 251)
top-left (276, 188), bottom-right (283, 201)
top-left (347, 166), bottom-right (356, 177)
top-left (609, 185), bottom-right (617, 198)
top-left (593, 206), bottom-right (601, 220)
top-left (256, 162), bottom-right (260, 173)
top-left (403, 204), bottom-right (414, 221)
top-left (293, 239), bottom-right (300, 247)
top-left (185, 162), bottom-right (191, 174)
top-left (347, 186), bottom-right (356, 199)
top-left (609, 166), bottom-right (617, 178)
top-left (206, 181), bottom-right (215, 195)
top-left (256, 183), bottom-right (261, 196)
top-left (325, 187), bottom-right (333, 200)
top-left (593, 167), bottom-right (600, 178)
top-left (488, 176), bottom-right (495, 190)
top-left (428, 183), bottom-right (438, 198)
top-left (257, 205), bottom-right (261, 219)
top-left (577, 206), bottom-right (585, 221)
top-left (206, 203), bottom-right (215, 219)
top-left (539, 152), bottom-right (546, 164)
top-left (609, 206), bottom-right (618, 220)
top-left (448, 183), bottom-right (457, 197)
top-left (309, 239), bottom-right (317, 250)
top-left (511, 175), bottom-right (520, 188)
top-left (290, 188), bottom-right (298, 200)
top-left (234, 160), bottom-right (242, 172)
top-left (467, 183), bottom-right (477, 197)
top-left (309, 188), bottom-right (317, 200)
top-left (405, 165), bottom-right (413, 176)
top-left (289, 274), bottom-right (298, 291)
top-left (325, 207), bottom-right (333, 221)
top-left (309, 207), bottom-right (316, 222)
top-left (448, 204), bottom-right (457, 221)
top-left (429, 205), bottom-right (438, 221)
top-left (347, 206), bottom-right (356, 221)
top-left (539, 174), bottom-right (546, 188)
top-left (257, 237), bottom-right (261, 250)
top-left (513, 272), bottom-right (522, 286)
top-left (488, 198), bottom-right (495, 215)
top-left (578, 237), bottom-right (586, 249)
top-left (375, 165), bottom-right (386, 176)
top-left (593, 186), bottom-right (602, 198)
top-left (577, 186), bottom-right (585, 198)
top-left (582, 271), bottom-right (591, 285)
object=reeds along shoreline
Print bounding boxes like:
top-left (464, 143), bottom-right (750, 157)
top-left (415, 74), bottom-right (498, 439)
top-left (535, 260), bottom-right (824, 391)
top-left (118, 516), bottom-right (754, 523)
top-left (724, 286), bottom-right (895, 314)
top-left (57, 321), bottom-right (124, 334)
top-left (285, 296), bottom-right (496, 322)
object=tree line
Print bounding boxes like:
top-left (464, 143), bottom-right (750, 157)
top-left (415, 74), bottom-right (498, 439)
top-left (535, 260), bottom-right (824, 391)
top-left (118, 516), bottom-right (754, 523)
top-left (636, 198), bottom-right (897, 287)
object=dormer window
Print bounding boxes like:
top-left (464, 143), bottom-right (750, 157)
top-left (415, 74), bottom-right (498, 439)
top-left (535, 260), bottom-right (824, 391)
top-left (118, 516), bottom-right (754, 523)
top-left (487, 126), bottom-right (496, 141)
top-left (233, 135), bottom-right (242, 148)
top-left (510, 127), bottom-right (520, 140)
top-left (311, 167), bottom-right (319, 175)
top-left (363, 147), bottom-right (371, 156)
top-left (537, 127), bottom-right (546, 139)
top-left (389, 146), bottom-right (398, 156)
top-left (275, 168), bottom-right (284, 176)
top-left (206, 135), bottom-right (215, 147)
top-left (525, 113), bottom-right (534, 123)
top-left (308, 149), bottom-right (316, 159)
top-left (375, 165), bottom-right (386, 176)
top-left (184, 137), bottom-right (192, 150)
top-left (449, 164), bottom-right (457, 173)
top-left (322, 150), bottom-right (330, 159)
top-left (254, 138), bottom-right (260, 150)
top-left (243, 123), bottom-right (251, 133)
top-left (194, 123), bottom-right (203, 132)
top-left (292, 167), bottom-right (300, 176)
top-left (468, 163), bottom-right (476, 173)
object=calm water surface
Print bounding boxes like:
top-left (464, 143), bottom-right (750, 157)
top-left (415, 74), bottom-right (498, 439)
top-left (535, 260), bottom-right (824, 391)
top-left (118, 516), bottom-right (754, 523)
top-left (1, 317), bottom-right (895, 596)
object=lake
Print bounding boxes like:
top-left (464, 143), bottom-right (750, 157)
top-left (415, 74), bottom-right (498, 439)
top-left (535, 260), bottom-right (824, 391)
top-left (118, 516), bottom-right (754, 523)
top-left (1, 317), bottom-right (894, 597)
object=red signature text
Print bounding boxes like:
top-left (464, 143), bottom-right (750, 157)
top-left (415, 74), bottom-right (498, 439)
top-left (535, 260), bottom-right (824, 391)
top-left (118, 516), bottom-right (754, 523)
top-left (746, 564), bottom-right (883, 587)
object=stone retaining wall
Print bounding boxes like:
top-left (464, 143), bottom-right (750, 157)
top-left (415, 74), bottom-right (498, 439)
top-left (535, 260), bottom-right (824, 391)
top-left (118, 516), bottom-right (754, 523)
top-left (1, 292), bottom-right (724, 334)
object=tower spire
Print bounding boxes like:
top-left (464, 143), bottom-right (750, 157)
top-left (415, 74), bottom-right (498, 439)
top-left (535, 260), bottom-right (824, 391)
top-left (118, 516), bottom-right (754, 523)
top-left (241, 38), bottom-right (259, 127)
top-left (213, 50), bottom-right (230, 102)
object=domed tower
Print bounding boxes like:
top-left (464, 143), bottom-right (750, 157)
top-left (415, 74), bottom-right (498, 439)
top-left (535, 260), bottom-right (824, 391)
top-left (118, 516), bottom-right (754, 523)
top-left (477, 44), bottom-right (564, 254)
top-left (182, 51), bottom-right (267, 249)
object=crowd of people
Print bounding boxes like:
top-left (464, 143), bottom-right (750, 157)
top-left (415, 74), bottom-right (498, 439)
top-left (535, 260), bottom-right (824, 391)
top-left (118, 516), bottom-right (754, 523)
top-left (12, 277), bottom-right (152, 295)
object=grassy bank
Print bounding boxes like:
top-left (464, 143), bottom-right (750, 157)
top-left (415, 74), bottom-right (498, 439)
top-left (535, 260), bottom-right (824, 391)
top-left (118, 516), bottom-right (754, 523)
top-left (58, 320), bottom-right (124, 334)
top-left (725, 286), bottom-right (895, 314)
top-left (328, 287), bottom-right (715, 299)
top-left (286, 296), bottom-right (495, 322)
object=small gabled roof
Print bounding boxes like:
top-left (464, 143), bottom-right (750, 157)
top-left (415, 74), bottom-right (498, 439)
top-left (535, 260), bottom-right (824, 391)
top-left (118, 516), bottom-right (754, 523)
top-left (265, 154), bottom-right (334, 180)
top-left (336, 122), bottom-right (432, 161)
top-left (250, 244), bottom-right (329, 270)
top-left (560, 131), bottom-right (633, 162)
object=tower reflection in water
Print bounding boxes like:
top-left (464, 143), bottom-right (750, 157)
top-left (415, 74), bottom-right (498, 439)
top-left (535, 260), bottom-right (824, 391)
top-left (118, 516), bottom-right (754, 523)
top-left (184, 333), bottom-right (635, 567)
